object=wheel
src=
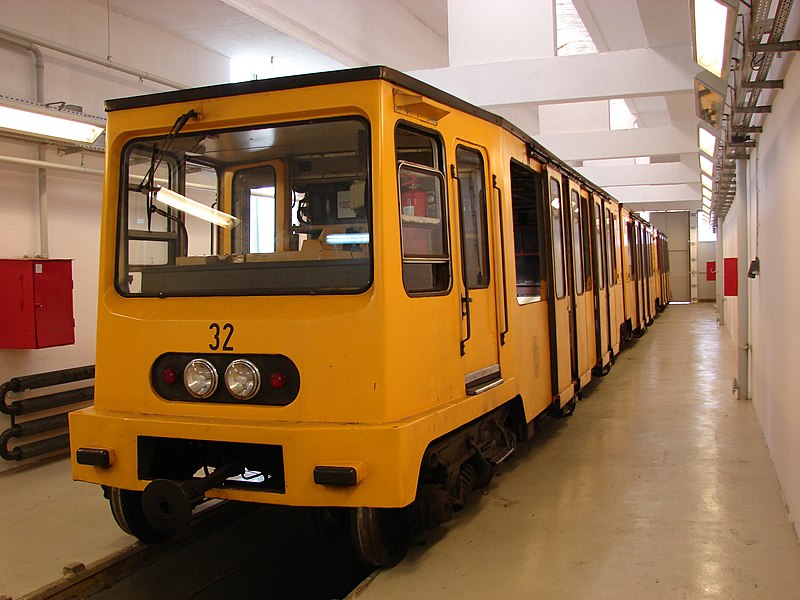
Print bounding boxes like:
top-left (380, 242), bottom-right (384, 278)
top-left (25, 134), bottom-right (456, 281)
top-left (350, 507), bottom-right (412, 567)
top-left (108, 487), bottom-right (170, 544)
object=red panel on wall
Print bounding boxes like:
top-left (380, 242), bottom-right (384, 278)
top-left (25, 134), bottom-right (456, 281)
top-left (724, 257), bottom-right (738, 296)
top-left (706, 261), bottom-right (717, 281)
top-left (0, 259), bottom-right (75, 348)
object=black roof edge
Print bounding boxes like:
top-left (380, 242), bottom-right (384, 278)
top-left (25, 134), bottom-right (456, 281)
top-left (104, 65), bottom-right (614, 205)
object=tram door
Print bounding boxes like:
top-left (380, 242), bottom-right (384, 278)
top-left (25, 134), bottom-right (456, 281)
top-left (454, 145), bottom-right (501, 394)
top-left (545, 167), bottom-right (576, 407)
top-left (605, 201), bottom-right (622, 354)
top-left (568, 182), bottom-right (592, 386)
top-left (592, 195), bottom-right (611, 366)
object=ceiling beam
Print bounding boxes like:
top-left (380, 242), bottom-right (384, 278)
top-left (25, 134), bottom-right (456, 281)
top-left (604, 183), bottom-right (700, 205)
top-left (221, 0), bottom-right (448, 70)
top-left (576, 162), bottom-right (698, 187)
top-left (535, 125), bottom-right (696, 161)
top-left (409, 44), bottom-right (695, 107)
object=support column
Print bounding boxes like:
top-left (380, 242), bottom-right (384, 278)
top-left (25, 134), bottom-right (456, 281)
top-left (735, 159), bottom-right (749, 399)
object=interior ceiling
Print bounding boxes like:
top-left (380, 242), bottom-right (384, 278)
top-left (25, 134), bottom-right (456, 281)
top-left (99, 0), bottom-right (702, 215)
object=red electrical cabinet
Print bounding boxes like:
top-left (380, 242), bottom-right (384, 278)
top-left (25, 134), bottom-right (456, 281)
top-left (0, 259), bottom-right (75, 349)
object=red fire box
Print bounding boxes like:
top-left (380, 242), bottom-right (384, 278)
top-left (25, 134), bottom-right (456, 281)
top-left (0, 259), bottom-right (75, 348)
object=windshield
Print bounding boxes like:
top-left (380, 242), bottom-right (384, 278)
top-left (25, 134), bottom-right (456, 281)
top-left (117, 117), bottom-right (371, 296)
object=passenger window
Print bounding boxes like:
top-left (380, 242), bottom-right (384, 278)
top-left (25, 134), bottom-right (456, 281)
top-left (549, 176), bottom-right (567, 299)
top-left (595, 201), bottom-right (605, 290)
top-left (396, 125), bottom-right (450, 295)
top-left (581, 195), bottom-right (592, 291)
top-left (510, 160), bottom-right (543, 303)
top-left (456, 146), bottom-right (490, 289)
top-left (570, 188), bottom-right (584, 295)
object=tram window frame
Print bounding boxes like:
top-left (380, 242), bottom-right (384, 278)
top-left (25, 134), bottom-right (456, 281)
top-left (569, 188), bottom-right (584, 296)
top-left (118, 144), bottom-right (184, 289)
top-left (116, 117), bottom-right (373, 297)
top-left (455, 145), bottom-right (491, 290)
top-left (510, 159), bottom-right (544, 303)
top-left (395, 123), bottom-right (451, 296)
top-left (549, 176), bottom-right (567, 300)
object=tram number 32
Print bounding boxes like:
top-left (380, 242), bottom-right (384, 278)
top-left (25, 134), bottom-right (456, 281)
top-left (209, 323), bottom-right (235, 351)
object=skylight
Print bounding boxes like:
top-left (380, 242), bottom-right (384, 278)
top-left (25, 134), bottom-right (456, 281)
top-left (556, 0), bottom-right (598, 56)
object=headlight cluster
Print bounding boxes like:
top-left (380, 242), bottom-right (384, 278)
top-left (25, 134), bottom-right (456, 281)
top-left (154, 353), bottom-right (297, 406)
top-left (183, 358), bottom-right (263, 400)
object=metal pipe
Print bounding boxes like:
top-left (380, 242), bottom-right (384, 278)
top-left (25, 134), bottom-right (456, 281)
top-left (0, 24), bottom-right (188, 90)
top-left (735, 158), bottom-right (749, 399)
top-left (716, 217), bottom-right (725, 326)
top-left (0, 154), bottom-right (104, 176)
top-left (0, 33), bottom-right (51, 257)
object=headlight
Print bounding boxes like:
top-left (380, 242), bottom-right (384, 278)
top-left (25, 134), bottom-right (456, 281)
top-left (225, 359), bottom-right (261, 400)
top-left (184, 358), bottom-right (218, 398)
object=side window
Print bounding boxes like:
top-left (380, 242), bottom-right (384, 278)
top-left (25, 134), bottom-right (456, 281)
top-left (456, 146), bottom-right (490, 289)
top-left (549, 176), bottom-right (567, 299)
top-left (611, 212), bottom-right (620, 282)
top-left (570, 188), bottom-right (584, 295)
top-left (232, 166), bottom-right (277, 255)
top-left (396, 125), bottom-right (450, 295)
top-left (510, 160), bottom-right (543, 303)
top-left (581, 195), bottom-right (592, 291)
top-left (594, 201), bottom-right (605, 290)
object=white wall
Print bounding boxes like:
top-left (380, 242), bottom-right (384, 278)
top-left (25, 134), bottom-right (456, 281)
top-left (721, 52), bottom-right (800, 539)
top-left (0, 0), bottom-right (230, 471)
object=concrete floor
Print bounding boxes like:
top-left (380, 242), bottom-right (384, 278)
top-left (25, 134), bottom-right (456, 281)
top-left (0, 460), bottom-right (134, 599)
top-left (355, 304), bottom-right (800, 599)
top-left (2, 304), bottom-right (800, 599)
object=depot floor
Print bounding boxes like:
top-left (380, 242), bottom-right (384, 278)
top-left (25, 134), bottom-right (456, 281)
top-left (2, 304), bottom-right (800, 600)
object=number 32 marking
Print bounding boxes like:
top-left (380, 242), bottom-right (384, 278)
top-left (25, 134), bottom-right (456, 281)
top-left (209, 323), bottom-right (235, 351)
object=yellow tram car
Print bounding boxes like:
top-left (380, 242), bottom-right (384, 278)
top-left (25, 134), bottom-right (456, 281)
top-left (70, 67), bottom-right (669, 566)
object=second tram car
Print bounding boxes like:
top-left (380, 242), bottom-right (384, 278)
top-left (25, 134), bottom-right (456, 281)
top-left (70, 67), bottom-right (669, 566)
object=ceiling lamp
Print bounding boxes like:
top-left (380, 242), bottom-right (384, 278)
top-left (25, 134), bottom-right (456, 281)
top-left (703, 187), bottom-right (713, 200)
top-left (700, 154), bottom-right (715, 177)
top-left (701, 174), bottom-right (713, 190)
top-left (690, 0), bottom-right (737, 79)
top-left (698, 126), bottom-right (718, 158)
top-left (694, 71), bottom-right (727, 130)
top-left (0, 96), bottom-right (105, 144)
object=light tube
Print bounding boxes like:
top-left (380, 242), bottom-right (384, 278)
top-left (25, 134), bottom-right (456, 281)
top-left (0, 103), bottom-right (104, 144)
top-left (155, 187), bottom-right (240, 229)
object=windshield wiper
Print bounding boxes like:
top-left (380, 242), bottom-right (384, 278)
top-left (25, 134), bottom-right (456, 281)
top-left (139, 108), bottom-right (198, 231)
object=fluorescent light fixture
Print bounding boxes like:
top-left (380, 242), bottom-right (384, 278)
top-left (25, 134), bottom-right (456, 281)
top-left (703, 197), bottom-right (712, 209)
top-left (325, 233), bottom-right (370, 245)
top-left (155, 187), bottom-right (240, 229)
top-left (700, 154), bottom-right (715, 177)
top-left (691, 0), bottom-right (737, 79)
top-left (703, 187), bottom-right (713, 200)
top-left (701, 174), bottom-right (713, 190)
top-left (698, 127), bottom-right (717, 158)
top-left (694, 71), bottom-right (726, 130)
top-left (0, 96), bottom-right (105, 144)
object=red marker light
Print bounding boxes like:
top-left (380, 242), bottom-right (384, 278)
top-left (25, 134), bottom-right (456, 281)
top-left (269, 372), bottom-right (287, 390)
top-left (162, 367), bottom-right (180, 385)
